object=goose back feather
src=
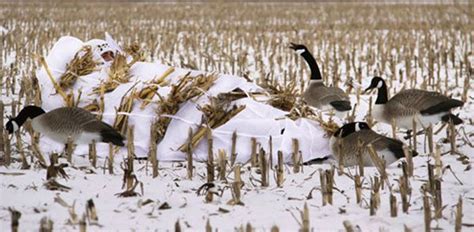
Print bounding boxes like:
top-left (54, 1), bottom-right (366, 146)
top-left (30, 107), bottom-right (124, 146)
top-left (330, 122), bottom-right (417, 167)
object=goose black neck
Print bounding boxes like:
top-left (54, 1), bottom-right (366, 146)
top-left (14, 105), bottom-right (46, 126)
top-left (301, 51), bottom-right (322, 81)
top-left (334, 123), bottom-right (355, 138)
top-left (375, 83), bottom-right (388, 104)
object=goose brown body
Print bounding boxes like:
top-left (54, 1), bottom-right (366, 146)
top-left (380, 89), bottom-right (462, 123)
top-left (330, 122), bottom-right (417, 167)
top-left (366, 77), bottom-right (464, 129)
top-left (303, 81), bottom-right (351, 111)
top-left (6, 106), bottom-right (124, 146)
top-left (289, 42), bottom-right (351, 113)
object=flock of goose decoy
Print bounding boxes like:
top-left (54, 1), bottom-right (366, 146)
top-left (4, 43), bottom-right (465, 168)
top-left (291, 42), bottom-right (464, 167)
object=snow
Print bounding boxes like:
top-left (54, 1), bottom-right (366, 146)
top-left (1, 145), bottom-right (472, 231)
top-left (0, 26), bottom-right (7, 35)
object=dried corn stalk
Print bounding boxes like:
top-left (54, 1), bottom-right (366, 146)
top-left (92, 81), bottom-right (120, 94)
top-left (216, 88), bottom-right (263, 102)
top-left (311, 112), bottom-right (340, 135)
top-left (92, 52), bottom-right (137, 94)
top-left (113, 88), bottom-right (136, 135)
top-left (179, 97), bottom-right (245, 152)
top-left (59, 46), bottom-right (99, 90)
top-left (38, 56), bottom-right (74, 106)
top-left (259, 74), bottom-right (299, 112)
top-left (124, 42), bottom-right (146, 62)
top-left (287, 98), bottom-right (316, 120)
top-left (109, 54), bottom-right (131, 83)
top-left (83, 99), bottom-right (100, 112)
top-left (259, 75), bottom-right (317, 120)
top-left (153, 72), bottom-right (218, 143)
top-left (137, 67), bottom-right (174, 109)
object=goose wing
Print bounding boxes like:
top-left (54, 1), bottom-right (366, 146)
top-left (38, 107), bottom-right (94, 134)
top-left (326, 86), bottom-right (351, 111)
top-left (388, 89), bottom-right (462, 116)
top-left (40, 107), bottom-right (124, 145)
top-left (357, 130), bottom-right (406, 159)
top-left (70, 108), bottom-right (124, 145)
top-left (42, 107), bottom-right (108, 133)
top-left (304, 84), bottom-right (350, 110)
top-left (334, 130), bottom-right (381, 155)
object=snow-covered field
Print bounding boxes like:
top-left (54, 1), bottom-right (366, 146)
top-left (0, 2), bottom-right (473, 231)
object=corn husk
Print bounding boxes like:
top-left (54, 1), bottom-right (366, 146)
top-left (59, 46), bottom-right (100, 90)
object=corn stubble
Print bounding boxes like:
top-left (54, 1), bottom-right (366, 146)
top-left (0, 2), bottom-right (471, 231)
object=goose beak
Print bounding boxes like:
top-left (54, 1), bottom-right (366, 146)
top-left (363, 87), bottom-right (373, 94)
top-left (289, 43), bottom-right (296, 50)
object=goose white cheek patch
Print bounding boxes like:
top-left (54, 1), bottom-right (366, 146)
top-left (355, 123), bottom-right (361, 132)
top-left (376, 81), bottom-right (383, 88)
top-left (12, 121), bottom-right (19, 132)
top-left (295, 49), bottom-right (305, 55)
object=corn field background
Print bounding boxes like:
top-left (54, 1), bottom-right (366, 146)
top-left (0, 2), bottom-right (473, 231)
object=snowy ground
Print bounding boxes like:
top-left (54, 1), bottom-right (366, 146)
top-left (1, 90), bottom-right (472, 231)
top-left (1, 3), bottom-right (473, 232)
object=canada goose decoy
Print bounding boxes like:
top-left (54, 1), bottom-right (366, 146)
top-left (364, 77), bottom-right (464, 130)
top-left (289, 42), bottom-right (351, 114)
top-left (5, 105), bottom-right (124, 146)
top-left (330, 122), bottom-right (418, 167)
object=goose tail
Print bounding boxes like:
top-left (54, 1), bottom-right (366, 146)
top-left (387, 138), bottom-right (418, 159)
top-left (441, 113), bottom-right (463, 125)
top-left (101, 129), bottom-right (125, 146)
top-left (303, 156), bottom-right (333, 165)
top-left (421, 99), bottom-right (464, 115)
top-left (329, 100), bottom-right (352, 111)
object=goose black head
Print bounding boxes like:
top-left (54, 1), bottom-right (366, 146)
top-left (289, 43), bottom-right (308, 55)
top-left (333, 122), bottom-right (371, 138)
top-left (5, 117), bottom-right (19, 134)
top-left (364, 76), bottom-right (386, 93)
top-left (5, 105), bottom-right (46, 134)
